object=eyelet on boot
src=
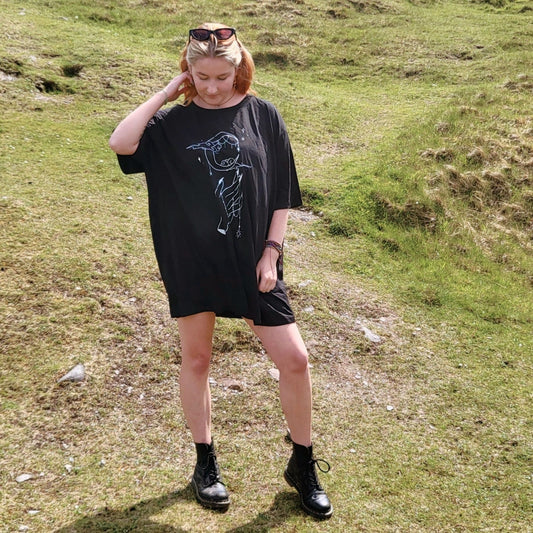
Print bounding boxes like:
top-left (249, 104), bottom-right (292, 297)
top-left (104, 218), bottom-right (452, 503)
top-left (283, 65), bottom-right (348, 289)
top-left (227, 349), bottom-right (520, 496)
top-left (284, 443), bottom-right (333, 519)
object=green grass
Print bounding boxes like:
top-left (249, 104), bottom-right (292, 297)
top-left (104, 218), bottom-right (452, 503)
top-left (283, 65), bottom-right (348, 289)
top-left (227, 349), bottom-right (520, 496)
top-left (1, 0), bottom-right (532, 531)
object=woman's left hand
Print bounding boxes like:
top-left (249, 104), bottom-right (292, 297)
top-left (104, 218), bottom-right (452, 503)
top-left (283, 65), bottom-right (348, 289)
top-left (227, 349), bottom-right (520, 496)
top-left (256, 248), bottom-right (279, 293)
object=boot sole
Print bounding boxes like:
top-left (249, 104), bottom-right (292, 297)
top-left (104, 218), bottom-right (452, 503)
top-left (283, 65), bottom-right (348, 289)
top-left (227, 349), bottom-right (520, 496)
top-left (284, 470), bottom-right (333, 520)
top-left (191, 478), bottom-right (230, 512)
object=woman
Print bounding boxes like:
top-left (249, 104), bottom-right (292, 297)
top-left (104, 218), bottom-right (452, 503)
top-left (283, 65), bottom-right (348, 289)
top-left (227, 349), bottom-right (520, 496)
top-left (109, 23), bottom-right (332, 519)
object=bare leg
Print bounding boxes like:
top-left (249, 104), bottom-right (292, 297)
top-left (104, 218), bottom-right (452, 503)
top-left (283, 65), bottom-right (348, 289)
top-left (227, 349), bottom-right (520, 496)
top-left (177, 312), bottom-right (216, 444)
top-left (245, 320), bottom-right (312, 446)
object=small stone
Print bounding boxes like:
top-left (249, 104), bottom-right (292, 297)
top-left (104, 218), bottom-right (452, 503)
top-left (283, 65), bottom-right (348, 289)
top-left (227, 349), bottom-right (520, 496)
top-left (298, 279), bottom-right (313, 288)
top-left (57, 363), bottom-right (85, 383)
top-left (386, 405), bottom-right (394, 411)
top-left (27, 510), bottom-right (40, 516)
top-left (303, 305), bottom-right (315, 313)
top-left (65, 464), bottom-right (73, 473)
top-left (361, 326), bottom-right (381, 343)
top-left (219, 378), bottom-right (243, 391)
top-left (19, 526), bottom-right (29, 532)
top-left (268, 368), bottom-right (280, 381)
top-left (16, 474), bottom-right (33, 483)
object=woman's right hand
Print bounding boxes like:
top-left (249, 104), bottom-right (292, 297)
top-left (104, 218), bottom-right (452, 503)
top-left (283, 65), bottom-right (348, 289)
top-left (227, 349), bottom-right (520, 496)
top-left (163, 71), bottom-right (192, 102)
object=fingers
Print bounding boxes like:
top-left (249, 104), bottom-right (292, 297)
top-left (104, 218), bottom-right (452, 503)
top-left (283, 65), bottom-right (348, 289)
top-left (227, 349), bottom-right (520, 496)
top-left (164, 72), bottom-right (192, 101)
top-left (256, 251), bottom-right (278, 292)
top-left (256, 269), bottom-right (277, 293)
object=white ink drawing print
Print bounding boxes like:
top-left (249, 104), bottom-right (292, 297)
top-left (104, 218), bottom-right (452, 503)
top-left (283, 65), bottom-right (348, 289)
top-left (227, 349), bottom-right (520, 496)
top-left (187, 131), bottom-right (251, 237)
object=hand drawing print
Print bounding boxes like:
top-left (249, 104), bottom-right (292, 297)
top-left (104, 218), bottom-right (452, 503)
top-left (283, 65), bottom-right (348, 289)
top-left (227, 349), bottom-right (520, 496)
top-left (187, 131), bottom-right (250, 238)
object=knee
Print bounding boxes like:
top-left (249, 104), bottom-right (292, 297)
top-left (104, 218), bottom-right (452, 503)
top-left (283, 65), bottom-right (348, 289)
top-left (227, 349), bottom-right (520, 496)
top-left (182, 349), bottom-right (212, 375)
top-left (278, 347), bottom-right (309, 376)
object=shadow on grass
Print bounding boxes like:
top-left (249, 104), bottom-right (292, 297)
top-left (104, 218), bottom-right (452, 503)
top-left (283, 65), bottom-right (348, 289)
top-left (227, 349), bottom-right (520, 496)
top-left (53, 487), bottom-right (193, 532)
top-left (52, 487), bottom-right (305, 532)
top-left (225, 490), bottom-right (307, 532)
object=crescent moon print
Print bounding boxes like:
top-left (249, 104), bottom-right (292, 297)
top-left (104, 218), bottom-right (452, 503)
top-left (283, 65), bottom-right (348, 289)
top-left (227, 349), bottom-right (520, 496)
top-left (187, 131), bottom-right (251, 238)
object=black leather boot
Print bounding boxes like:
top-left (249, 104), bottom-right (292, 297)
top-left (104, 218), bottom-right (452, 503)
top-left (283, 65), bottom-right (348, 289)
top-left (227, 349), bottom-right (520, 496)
top-left (284, 442), bottom-right (333, 519)
top-left (191, 441), bottom-right (230, 511)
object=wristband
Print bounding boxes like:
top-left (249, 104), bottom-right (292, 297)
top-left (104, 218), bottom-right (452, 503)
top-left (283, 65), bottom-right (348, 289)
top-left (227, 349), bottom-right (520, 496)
top-left (264, 240), bottom-right (283, 258)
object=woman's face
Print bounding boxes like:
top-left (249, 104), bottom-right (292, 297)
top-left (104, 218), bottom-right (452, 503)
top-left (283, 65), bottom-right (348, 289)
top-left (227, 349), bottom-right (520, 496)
top-left (190, 57), bottom-right (237, 107)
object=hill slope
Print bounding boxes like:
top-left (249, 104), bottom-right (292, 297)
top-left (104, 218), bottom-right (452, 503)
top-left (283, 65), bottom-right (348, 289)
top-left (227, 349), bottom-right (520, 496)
top-left (1, 0), bottom-right (531, 531)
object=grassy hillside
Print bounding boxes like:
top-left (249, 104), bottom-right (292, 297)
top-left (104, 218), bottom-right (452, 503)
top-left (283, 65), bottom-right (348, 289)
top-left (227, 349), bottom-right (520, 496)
top-left (1, 0), bottom-right (531, 531)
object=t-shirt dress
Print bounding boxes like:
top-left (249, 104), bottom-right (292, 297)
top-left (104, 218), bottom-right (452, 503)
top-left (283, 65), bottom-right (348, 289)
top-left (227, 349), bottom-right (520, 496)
top-left (116, 95), bottom-right (302, 326)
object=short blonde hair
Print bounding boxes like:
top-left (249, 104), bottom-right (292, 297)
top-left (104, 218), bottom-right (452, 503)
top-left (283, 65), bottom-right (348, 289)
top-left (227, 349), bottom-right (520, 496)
top-left (179, 22), bottom-right (255, 105)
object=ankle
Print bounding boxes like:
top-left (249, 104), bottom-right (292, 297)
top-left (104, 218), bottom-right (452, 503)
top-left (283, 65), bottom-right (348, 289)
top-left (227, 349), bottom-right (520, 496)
top-left (195, 440), bottom-right (215, 464)
top-left (291, 442), bottom-right (313, 461)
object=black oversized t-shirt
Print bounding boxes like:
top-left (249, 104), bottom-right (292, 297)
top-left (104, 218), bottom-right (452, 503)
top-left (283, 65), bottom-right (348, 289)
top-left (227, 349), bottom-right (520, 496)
top-left (117, 95), bottom-right (302, 325)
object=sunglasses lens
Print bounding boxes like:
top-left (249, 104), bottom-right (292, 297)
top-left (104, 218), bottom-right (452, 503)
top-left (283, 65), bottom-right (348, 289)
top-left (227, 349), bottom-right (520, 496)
top-left (190, 29), bottom-right (211, 40)
top-left (189, 28), bottom-right (236, 41)
top-left (215, 28), bottom-right (235, 40)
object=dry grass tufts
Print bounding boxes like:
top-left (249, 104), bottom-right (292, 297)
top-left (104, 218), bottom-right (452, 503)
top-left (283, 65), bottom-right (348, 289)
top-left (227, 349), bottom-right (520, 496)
top-left (499, 202), bottom-right (532, 226)
top-left (466, 147), bottom-right (486, 165)
top-left (459, 105), bottom-right (479, 115)
top-left (435, 122), bottom-right (451, 133)
top-left (503, 76), bottom-right (533, 93)
top-left (346, 0), bottom-right (400, 13)
top-left (373, 193), bottom-right (439, 231)
top-left (440, 166), bottom-right (514, 209)
top-left (421, 147), bottom-right (454, 161)
top-left (482, 169), bottom-right (512, 204)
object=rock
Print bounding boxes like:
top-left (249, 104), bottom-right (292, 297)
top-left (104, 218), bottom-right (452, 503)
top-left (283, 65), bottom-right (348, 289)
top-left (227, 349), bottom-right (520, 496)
top-left (268, 368), bottom-right (280, 381)
top-left (15, 474), bottom-right (33, 483)
top-left (386, 405), bottom-right (394, 411)
top-left (219, 378), bottom-right (243, 391)
top-left (58, 363), bottom-right (85, 383)
top-left (361, 326), bottom-right (381, 343)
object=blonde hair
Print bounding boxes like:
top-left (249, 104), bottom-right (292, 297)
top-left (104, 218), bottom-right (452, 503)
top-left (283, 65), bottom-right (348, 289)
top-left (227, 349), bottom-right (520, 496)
top-left (179, 22), bottom-right (256, 105)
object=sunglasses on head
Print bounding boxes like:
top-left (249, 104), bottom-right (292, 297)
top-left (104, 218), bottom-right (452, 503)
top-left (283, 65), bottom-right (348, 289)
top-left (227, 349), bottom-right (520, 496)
top-left (189, 27), bottom-right (236, 41)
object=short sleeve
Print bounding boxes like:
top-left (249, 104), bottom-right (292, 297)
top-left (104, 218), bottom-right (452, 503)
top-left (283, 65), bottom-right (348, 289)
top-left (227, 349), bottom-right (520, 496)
top-left (114, 110), bottom-right (166, 175)
top-left (271, 107), bottom-right (302, 210)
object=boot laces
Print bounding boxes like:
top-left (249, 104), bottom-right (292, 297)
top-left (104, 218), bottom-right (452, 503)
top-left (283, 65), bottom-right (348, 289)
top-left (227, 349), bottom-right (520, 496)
top-left (313, 458), bottom-right (331, 474)
top-left (203, 453), bottom-right (222, 485)
top-left (306, 458), bottom-right (331, 490)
